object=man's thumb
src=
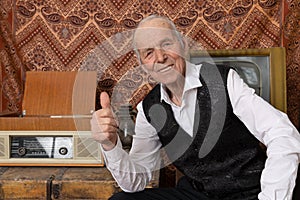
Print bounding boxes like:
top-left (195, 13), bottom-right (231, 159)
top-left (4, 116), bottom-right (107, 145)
top-left (100, 92), bottom-right (111, 109)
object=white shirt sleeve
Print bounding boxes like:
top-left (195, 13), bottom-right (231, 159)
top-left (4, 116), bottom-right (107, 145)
top-left (101, 102), bottom-right (162, 192)
top-left (227, 69), bottom-right (300, 200)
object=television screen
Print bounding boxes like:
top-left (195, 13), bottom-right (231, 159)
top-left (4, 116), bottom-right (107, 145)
top-left (190, 56), bottom-right (269, 102)
top-left (189, 48), bottom-right (286, 112)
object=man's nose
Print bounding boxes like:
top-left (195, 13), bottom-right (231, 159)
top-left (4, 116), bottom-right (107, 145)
top-left (154, 49), bottom-right (166, 63)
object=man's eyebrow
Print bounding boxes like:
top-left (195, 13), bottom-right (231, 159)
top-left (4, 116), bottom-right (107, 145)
top-left (140, 48), bottom-right (153, 52)
top-left (138, 37), bottom-right (175, 52)
top-left (139, 48), bottom-right (154, 56)
top-left (161, 37), bottom-right (174, 43)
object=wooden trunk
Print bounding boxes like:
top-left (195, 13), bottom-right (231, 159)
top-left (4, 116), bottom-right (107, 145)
top-left (0, 167), bottom-right (121, 200)
top-left (51, 167), bottom-right (120, 200)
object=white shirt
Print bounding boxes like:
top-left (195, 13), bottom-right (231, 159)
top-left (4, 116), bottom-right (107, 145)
top-left (102, 62), bottom-right (300, 199)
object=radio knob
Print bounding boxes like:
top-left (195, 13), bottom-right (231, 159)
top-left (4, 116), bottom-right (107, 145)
top-left (59, 147), bottom-right (68, 155)
top-left (17, 147), bottom-right (26, 156)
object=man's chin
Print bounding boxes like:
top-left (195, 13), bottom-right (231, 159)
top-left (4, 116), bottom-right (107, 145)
top-left (155, 76), bottom-right (179, 85)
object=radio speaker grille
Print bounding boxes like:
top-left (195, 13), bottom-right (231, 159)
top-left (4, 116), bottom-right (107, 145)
top-left (0, 136), bottom-right (6, 157)
top-left (75, 136), bottom-right (100, 159)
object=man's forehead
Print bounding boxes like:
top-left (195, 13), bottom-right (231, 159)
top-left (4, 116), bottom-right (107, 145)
top-left (139, 17), bottom-right (172, 28)
top-left (136, 28), bottom-right (173, 38)
top-left (134, 27), bottom-right (176, 47)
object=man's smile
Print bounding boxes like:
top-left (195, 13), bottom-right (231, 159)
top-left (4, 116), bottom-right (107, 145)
top-left (156, 64), bottom-right (173, 73)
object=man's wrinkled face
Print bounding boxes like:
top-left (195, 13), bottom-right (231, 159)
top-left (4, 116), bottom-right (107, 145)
top-left (134, 19), bottom-right (186, 85)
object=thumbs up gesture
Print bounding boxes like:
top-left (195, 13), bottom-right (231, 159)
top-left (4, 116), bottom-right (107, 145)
top-left (91, 92), bottom-right (118, 151)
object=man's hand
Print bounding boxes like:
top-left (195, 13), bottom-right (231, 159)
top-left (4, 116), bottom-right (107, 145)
top-left (91, 92), bottom-right (118, 151)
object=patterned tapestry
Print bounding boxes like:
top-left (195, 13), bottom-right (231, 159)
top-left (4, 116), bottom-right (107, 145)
top-left (283, 0), bottom-right (300, 129)
top-left (0, 0), bottom-right (299, 128)
top-left (0, 0), bottom-right (24, 113)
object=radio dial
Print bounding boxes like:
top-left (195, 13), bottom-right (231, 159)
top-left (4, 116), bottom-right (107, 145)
top-left (17, 147), bottom-right (26, 156)
top-left (59, 147), bottom-right (68, 155)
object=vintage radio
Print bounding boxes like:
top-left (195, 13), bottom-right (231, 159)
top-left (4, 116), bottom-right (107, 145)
top-left (0, 71), bottom-right (104, 166)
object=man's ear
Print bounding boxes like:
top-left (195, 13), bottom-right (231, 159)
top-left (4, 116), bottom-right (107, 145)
top-left (181, 36), bottom-right (190, 61)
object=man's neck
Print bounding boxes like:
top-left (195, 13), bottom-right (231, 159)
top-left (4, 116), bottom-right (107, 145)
top-left (166, 81), bottom-right (184, 106)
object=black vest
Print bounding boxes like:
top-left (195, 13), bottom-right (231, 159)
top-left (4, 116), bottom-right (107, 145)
top-left (142, 62), bottom-right (266, 199)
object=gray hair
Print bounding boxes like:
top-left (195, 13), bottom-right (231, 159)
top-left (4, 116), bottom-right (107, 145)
top-left (132, 15), bottom-right (184, 63)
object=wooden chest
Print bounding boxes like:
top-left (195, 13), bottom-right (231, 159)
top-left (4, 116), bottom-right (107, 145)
top-left (0, 167), bottom-right (159, 199)
top-left (0, 167), bottom-right (120, 199)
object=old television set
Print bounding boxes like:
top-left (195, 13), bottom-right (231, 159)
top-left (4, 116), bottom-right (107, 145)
top-left (189, 47), bottom-right (287, 113)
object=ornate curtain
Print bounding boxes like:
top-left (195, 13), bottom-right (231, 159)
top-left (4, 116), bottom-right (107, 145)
top-left (0, 1), bottom-right (24, 114)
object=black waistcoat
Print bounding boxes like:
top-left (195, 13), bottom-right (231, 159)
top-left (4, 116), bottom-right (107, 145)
top-left (142, 62), bottom-right (267, 198)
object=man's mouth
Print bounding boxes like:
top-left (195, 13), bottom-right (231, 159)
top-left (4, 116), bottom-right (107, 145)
top-left (157, 65), bottom-right (173, 73)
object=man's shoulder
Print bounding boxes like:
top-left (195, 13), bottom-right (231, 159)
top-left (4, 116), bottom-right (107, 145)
top-left (143, 84), bottom-right (161, 104)
top-left (199, 62), bottom-right (233, 82)
top-left (199, 62), bottom-right (233, 72)
top-left (141, 84), bottom-right (161, 117)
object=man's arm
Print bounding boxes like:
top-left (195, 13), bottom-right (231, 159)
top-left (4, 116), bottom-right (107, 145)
top-left (91, 93), bottom-right (161, 192)
top-left (227, 69), bottom-right (300, 200)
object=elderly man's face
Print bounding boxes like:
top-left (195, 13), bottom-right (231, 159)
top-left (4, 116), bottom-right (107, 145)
top-left (134, 19), bottom-right (186, 85)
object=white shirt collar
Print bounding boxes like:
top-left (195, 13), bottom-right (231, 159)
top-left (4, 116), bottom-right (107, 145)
top-left (160, 61), bottom-right (202, 103)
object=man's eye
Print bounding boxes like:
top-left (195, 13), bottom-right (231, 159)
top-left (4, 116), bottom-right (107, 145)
top-left (145, 50), bottom-right (153, 58)
top-left (162, 42), bottom-right (173, 49)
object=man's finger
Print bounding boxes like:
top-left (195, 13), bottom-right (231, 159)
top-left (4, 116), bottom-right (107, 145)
top-left (100, 92), bottom-right (111, 109)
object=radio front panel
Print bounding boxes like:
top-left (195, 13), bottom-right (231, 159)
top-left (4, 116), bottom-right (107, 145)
top-left (0, 131), bottom-right (104, 166)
